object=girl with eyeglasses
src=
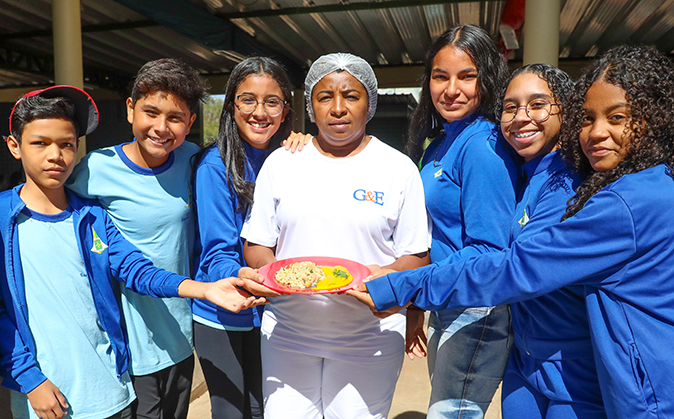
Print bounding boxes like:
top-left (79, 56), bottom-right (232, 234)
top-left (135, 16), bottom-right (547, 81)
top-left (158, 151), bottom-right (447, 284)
top-left (403, 24), bottom-right (518, 419)
top-left (191, 57), bottom-right (304, 419)
top-left (350, 45), bottom-right (674, 419)
top-left (495, 64), bottom-right (606, 418)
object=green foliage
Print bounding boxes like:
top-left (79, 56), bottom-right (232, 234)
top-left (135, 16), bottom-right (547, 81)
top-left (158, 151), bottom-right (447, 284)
top-left (202, 96), bottom-right (224, 147)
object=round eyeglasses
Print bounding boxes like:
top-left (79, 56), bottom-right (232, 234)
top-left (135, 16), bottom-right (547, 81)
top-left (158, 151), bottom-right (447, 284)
top-left (500, 98), bottom-right (560, 123)
top-left (235, 94), bottom-right (287, 117)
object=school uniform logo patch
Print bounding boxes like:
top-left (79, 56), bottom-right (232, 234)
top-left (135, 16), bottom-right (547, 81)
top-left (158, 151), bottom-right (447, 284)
top-left (518, 208), bottom-right (530, 227)
top-left (353, 189), bottom-right (384, 206)
top-left (434, 168), bottom-right (443, 178)
top-left (91, 227), bottom-right (108, 254)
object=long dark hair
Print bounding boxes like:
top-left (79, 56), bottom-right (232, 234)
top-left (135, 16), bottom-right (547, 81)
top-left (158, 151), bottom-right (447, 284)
top-left (406, 24), bottom-right (509, 162)
top-left (560, 45), bottom-right (674, 219)
top-left (199, 57), bottom-right (293, 212)
top-left (496, 63), bottom-right (574, 146)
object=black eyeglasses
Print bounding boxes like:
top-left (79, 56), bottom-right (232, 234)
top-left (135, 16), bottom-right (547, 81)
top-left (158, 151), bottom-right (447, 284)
top-left (235, 94), bottom-right (288, 117)
top-left (501, 98), bottom-right (560, 123)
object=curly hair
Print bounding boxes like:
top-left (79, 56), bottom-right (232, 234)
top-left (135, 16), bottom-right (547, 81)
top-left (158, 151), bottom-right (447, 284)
top-left (560, 45), bottom-right (674, 220)
top-left (495, 63), bottom-right (574, 140)
top-left (405, 24), bottom-right (509, 163)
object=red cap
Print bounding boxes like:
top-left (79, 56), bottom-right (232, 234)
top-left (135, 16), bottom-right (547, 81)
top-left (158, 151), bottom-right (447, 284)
top-left (8, 85), bottom-right (99, 139)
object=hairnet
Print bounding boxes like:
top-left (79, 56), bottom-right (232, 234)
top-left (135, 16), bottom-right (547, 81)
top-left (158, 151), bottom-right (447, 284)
top-left (304, 53), bottom-right (378, 123)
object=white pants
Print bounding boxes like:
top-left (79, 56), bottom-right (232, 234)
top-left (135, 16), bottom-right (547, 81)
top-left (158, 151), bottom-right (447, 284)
top-left (261, 339), bottom-right (404, 419)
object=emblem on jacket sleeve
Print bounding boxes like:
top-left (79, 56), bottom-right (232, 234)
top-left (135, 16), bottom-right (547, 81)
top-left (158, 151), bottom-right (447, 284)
top-left (91, 227), bottom-right (109, 254)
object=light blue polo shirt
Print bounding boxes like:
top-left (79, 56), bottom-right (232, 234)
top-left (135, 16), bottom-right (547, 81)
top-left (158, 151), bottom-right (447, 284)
top-left (67, 140), bottom-right (198, 375)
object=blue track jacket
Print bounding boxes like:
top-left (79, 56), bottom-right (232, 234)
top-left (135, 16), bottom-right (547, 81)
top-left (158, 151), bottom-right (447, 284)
top-left (508, 151), bottom-right (590, 359)
top-left (0, 186), bottom-right (186, 394)
top-left (191, 143), bottom-right (268, 328)
top-left (366, 164), bottom-right (674, 419)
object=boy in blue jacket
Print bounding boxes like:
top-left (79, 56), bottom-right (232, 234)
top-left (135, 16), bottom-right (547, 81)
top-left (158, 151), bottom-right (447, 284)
top-left (66, 59), bottom-right (206, 419)
top-left (0, 86), bottom-right (265, 419)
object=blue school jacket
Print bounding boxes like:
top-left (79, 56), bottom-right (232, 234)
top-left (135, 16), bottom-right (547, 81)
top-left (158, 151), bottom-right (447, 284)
top-left (0, 186), bottom-right (185, 394)
top-left (366, 164), bottom-right (674, 419)
top-left (191, 143), bottom-right (268, 328)
top-left (508, 151), bottom-right (590, 359)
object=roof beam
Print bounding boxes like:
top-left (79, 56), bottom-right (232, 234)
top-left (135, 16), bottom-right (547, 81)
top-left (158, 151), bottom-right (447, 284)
top-left (0, 20), bottom-right (156, 41)
top-left (0, 0), bottom-right (502, 42)
top-left (0, 43), bottom-right (132, 92)
top-left (218, 0), bottom-right (503, 20)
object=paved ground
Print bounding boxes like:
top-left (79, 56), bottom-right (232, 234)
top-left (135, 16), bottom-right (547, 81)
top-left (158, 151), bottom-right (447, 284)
top-left (187, 350), bottom-right (502, 419)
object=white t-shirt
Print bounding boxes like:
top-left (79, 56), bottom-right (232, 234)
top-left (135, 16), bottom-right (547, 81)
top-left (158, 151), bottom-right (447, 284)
top-left (242, 137), bottom-right (430, 360)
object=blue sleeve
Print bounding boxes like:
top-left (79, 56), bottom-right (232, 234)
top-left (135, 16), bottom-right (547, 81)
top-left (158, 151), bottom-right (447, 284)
top-left (104, 213), bottom-right (185, 297)
top-left (0, 292), bottom-right (47, 393)
top-left (194, 160), bottom-right (244, 282)
top-left (448, 135), bottom-right (517, 261)
top-left (368, 190), bottom-right (636, 311)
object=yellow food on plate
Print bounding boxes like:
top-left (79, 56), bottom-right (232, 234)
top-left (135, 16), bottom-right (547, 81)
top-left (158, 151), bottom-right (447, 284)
top-left (315, 266), bottom-right (354, 290)
top-left (274, 262), bottom-right (353, 291)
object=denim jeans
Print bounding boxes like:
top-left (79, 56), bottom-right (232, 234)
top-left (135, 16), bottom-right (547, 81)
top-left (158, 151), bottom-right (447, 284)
top-left (427, 305), bottom-right (512, 419)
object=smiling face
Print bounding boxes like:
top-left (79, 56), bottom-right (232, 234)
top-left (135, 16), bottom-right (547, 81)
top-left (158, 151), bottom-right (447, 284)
top-left (429, 46), bottom-right (480, 123)
top-left (579, 80), bottom-right (631, 172)
top-left (312, 71), bottom-right (369, 154)
top-left (501, 73), bottom-right (562, 162)
top-left (125, 91), bottom-right (196, 168)
top-left (233, 73), bottom-right (288, 150)
top-left (7, 118), bottom-right (78, 192)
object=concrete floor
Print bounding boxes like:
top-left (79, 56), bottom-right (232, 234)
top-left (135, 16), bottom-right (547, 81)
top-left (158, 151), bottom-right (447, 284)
top-left (186, 354), bottom-right (502, 419)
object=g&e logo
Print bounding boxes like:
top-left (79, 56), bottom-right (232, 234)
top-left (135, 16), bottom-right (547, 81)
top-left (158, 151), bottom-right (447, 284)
top-left (353, 189), bottom-right (384, 206)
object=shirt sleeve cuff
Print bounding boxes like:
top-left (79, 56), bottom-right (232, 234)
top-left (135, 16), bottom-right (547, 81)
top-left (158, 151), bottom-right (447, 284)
top-left (366, 275), bottom-right (401, 311)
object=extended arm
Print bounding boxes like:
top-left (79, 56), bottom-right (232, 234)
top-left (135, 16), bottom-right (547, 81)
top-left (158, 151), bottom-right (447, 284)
top-left (104, 214), bottom-right (265, 312)
top-left (364, 190), bottom-right (636, 312)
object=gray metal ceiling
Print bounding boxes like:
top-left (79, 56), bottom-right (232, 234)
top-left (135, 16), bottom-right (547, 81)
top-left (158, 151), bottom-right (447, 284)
top-left (0, 0), bottom-right (673, 92)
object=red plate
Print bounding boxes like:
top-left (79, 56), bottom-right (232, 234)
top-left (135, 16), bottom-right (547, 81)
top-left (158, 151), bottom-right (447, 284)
top-left (259, 256), bottom-right (370, 294)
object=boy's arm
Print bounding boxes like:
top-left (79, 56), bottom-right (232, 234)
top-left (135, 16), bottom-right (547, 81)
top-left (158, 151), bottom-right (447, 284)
top-left (104, 212), bottom-right (265, 311)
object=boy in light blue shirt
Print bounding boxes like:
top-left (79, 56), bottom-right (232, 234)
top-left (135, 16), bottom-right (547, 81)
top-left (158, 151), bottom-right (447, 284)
top-left (0, 86), bottom-right (264, 419)
top-left (67, 59), bottom-right (207, 419)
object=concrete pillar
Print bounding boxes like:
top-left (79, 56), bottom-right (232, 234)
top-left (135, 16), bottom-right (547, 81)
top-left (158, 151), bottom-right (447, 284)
top-left (52, 0), bottom-right (87, 159)
top-left (292, 88), bottom-right (305, 133)
top-left (522, 0), bottom-right (561, 66)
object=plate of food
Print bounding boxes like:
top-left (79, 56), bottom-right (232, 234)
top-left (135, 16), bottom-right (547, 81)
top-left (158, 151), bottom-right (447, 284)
top-left (259, 256), bottom-right (371, 294)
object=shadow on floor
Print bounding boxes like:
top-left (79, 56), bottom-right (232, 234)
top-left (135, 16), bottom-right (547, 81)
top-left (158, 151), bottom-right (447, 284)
top-left (391, 411), bottom-right (426, 419)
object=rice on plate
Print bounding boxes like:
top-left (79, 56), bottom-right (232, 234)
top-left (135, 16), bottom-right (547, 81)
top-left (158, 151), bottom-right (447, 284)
top-left (275, 261), bottom-right (326, 289)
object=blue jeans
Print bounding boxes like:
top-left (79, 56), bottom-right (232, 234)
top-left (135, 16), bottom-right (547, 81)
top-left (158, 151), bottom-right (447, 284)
top-left (427, 305), bottom-right (511, 419)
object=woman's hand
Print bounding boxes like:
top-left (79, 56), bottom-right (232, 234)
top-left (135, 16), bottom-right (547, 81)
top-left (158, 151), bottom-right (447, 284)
top-left (346, 283), bottom-right (407, 318)
top-left (405, 307), bottom-right (427, 359)
top-left (238, 267), bottom-right (284, 298)
top-left (27, 379), bottom-right (68, 419)
top-left (365, 265), bottom-right (396, 281)
top-left (282, 131), bottom-right (313, 153)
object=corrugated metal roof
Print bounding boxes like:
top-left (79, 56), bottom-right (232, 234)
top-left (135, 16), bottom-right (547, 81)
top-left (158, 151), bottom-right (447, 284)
top-left (0, 0), bottom-right (673, 91)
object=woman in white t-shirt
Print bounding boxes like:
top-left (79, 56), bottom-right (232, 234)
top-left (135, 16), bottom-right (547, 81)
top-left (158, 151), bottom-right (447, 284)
top-left (241, 53), bottom-right (431, 419)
